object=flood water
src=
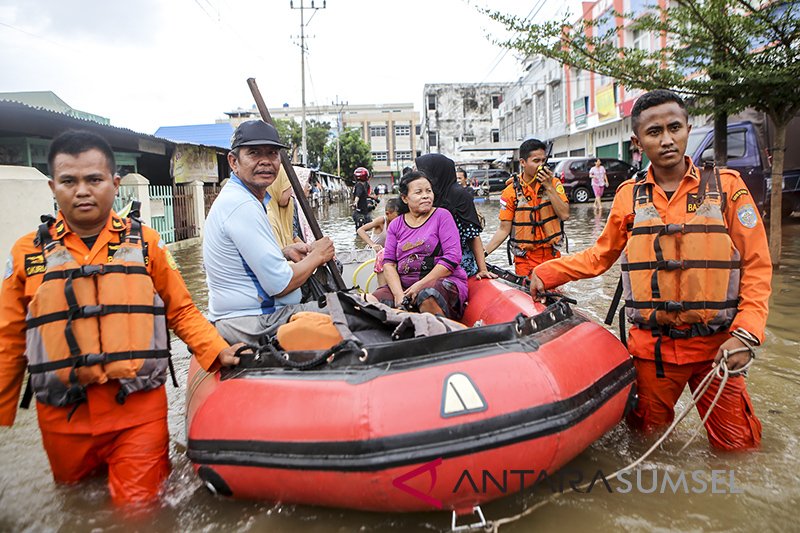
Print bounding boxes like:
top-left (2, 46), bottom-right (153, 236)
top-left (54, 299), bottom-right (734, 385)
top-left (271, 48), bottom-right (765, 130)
top-left (1, 198), bottom-right (798, 532)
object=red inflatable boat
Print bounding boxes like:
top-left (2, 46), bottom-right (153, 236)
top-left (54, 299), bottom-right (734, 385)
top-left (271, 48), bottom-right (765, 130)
top-left (185, 277), bottom-right (635, 514)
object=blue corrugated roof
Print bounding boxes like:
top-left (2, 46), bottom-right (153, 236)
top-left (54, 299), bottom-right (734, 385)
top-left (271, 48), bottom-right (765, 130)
top-left (154, 123), bottom-right (234, 149)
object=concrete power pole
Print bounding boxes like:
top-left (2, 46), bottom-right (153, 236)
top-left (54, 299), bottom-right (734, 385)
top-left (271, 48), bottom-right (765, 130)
top-left (290, 0), bottom-right (326, 166)
top-left (333, 96), bottom-right (347, 177)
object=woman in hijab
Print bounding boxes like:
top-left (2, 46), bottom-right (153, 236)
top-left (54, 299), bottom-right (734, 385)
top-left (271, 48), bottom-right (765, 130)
top-left (414, 154), bottom-right (494, 279)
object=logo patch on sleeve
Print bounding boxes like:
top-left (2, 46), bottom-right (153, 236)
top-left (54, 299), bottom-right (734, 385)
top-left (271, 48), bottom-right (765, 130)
top-left (4, 255), bottom-right (13, 279)
top-left (555, 183), bottom-right (566, 195)
top-left (737, 203), bottom-right (758, 229)
top-left (24, 253), bottom-right (46, 276)
top-left (165, 249), bottom-right (178, 270)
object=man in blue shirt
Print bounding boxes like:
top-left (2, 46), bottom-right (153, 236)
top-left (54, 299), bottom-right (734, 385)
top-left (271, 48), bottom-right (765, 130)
top-left (203, 120), bottom-right (335, 344)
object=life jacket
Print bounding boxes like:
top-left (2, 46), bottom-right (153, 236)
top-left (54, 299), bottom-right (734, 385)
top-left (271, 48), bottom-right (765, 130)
top-left (508, 175), bottom-right (564, 260)
top-left (23, 213), bottom-right (172, 410)
top-left (619, 163), bottom-right (741, 376)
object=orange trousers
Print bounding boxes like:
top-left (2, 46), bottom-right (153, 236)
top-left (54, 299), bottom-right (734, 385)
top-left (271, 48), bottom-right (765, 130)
top-left (39, 417), bottom-right (170, 505)
top-left (627, 359), bottom-right (762, 451)
top-left (514, 247), bottom-right (561, 277)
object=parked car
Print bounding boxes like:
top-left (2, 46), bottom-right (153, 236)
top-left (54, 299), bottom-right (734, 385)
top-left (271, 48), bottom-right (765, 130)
top-left (551, 157), bottom-right (638, 203)
top-left (468, 169), bottom-right (512, 195)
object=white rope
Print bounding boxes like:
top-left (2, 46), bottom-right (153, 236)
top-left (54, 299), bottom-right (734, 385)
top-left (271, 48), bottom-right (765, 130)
top-left (487, 345), bottom-right (756, 532)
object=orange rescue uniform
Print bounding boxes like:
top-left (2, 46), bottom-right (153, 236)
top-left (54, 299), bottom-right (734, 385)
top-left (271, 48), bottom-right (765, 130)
top-left (499, 177), bottom-right (569, 276)
top-left (0, 211), bottom-right (229, 503)
top-left (535, 158), bottom-right (771, 450)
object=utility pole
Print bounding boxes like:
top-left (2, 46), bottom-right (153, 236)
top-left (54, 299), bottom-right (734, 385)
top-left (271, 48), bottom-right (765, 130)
top-left (290, 0), bottom-right (326, 166)
top-left (333, 96), bottom-right (347, 177)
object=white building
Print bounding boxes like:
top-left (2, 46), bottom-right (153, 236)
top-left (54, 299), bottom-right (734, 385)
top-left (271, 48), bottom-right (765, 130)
top-left (421, 83), bottom-right (510, 166)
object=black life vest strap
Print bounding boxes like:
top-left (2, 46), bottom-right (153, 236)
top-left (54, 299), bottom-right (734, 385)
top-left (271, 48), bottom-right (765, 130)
top-left (621, 259), bottom-right (741, 272)
top-left (42, 264), bottom-right (148, 282)
top-left (27, 304), bottom-right (166, 329)
top-left (27, 349), bottom-right (172, 375)
top-left (630, 224), bottom-right (729, 236)
top-left (625, 299), bottom-right (739, 311)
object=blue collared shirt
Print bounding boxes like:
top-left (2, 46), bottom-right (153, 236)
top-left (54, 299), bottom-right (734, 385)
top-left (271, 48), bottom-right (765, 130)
top-left (203, 174), bottom-right (299, 321)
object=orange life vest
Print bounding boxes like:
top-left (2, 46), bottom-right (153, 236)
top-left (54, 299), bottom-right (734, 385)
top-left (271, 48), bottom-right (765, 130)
top-left (620, 164), bottom-right (741, 374)
top-left (24, 216), bottom-right (171, 408)
top-left (508, 176), bottom-right (564, 257)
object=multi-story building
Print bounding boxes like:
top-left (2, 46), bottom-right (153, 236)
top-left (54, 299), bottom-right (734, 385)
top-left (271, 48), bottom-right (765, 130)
top-left (498, 55), bottom-right (570, 157)
top-left (221, 102), bottom-right (420, 185)
top-left (494, 0), bottom-right (668, 166)
top-left (421, 83), bottom-right (510, 165)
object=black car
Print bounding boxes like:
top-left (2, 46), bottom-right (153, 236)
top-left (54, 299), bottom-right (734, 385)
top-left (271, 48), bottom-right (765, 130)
top-left (551, 157), bottom-right (638, 203)
top-left (468, 169), bottom-right (512, 195)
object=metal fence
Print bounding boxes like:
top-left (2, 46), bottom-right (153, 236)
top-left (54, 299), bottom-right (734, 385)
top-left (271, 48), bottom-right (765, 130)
top-left (203, 184), bottom-right (221, 217)
top-left (149, 185), bottom-right (176, 244)
top-left (172, 184), bottom-right (197, 242)
top-left (112, 184), bottom-right (138, 215)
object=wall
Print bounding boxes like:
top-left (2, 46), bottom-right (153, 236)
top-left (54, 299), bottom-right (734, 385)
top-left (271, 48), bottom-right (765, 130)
top-left (0, 166), bottom-right (54, 263)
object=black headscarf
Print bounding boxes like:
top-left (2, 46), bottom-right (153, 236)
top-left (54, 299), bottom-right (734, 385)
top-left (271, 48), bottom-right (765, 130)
top-left (415, 153), bottom-right (482, 229)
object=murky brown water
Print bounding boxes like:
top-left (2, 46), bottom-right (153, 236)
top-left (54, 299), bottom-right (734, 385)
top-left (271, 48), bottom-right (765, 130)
top-left (1, 199), bottom-right (798, 532)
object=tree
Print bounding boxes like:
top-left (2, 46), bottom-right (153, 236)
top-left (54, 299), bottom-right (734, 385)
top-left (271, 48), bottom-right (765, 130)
top-left (306, 119), bottom-right (332, 169)
top-left (274, 118), bottom-right (331, 168)
top-left (321, 128), bottom-right (373, 181)
top-left (485, 0), bottom-right (800, 265)
top-left (274, 118), bottom-right (301, 163)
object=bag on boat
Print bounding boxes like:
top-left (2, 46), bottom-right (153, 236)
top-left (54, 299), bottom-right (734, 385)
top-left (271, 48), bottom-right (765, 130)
top-left (276, 312), bottom-right (343, 351)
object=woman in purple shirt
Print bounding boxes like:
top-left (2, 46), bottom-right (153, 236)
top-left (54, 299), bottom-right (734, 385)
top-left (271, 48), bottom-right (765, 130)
top-left (371, 171), bottom-right (468, 319)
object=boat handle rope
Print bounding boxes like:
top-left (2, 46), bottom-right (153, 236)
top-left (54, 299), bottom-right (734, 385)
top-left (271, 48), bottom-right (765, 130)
top-left (482, 339), bottom-right (757, 532)
top-left (451, 506), bottom-right (487, 532)
top-left (259, 338), bottom-right (366, 370)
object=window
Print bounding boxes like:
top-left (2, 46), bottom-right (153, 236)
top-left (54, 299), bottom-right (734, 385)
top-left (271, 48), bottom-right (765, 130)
top-left (727, 130), bottom-right (747, 159)
top-left (569, 148), bottom-right (585, 157)
top-left (427, 94), bottom-right (436, 111)
top-left (604, 160), bottom-right (630, 172)
top-left (428, 131), bottom-right (438, 147)
top-left (463, 134), bottom-right (475, 143)
top-left (415, 124), bottom-right (421, 135)
top-left (491, 129), bottom-right (500, 143)
top-left (570, 160), bottom-right (592, 173)
top-left (632, 29), bottom-right (651, 52)
top-left (369, 126), bottom-right (387, 137)
top-left (394, 125), bottom-right (410, 136)
top-left (492, 94), bottom-right (502, 109)
top-left (372, 151), bottom-right (388, 161)
top-left (395, 150), bottom-right (412, 160)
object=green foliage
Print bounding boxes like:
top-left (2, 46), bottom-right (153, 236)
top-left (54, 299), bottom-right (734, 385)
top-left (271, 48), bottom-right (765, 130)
top-left (306, 119), bottom-right (331, 169)
top-left (274, 118), bottom-right (331, 167)
top-left (321, 128), bottom-right (373, 180)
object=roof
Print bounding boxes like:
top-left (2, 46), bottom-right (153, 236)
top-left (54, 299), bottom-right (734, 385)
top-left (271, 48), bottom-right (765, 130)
top-left (0, 91), bottom-right (110, 124)
top-left (154, 123), bottom-right (234, 149)
top-left (0, 99), bottom-right (174, 153)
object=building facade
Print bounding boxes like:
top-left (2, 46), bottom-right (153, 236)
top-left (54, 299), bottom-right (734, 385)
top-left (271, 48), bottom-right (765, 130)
top-left (493, 0), bottom-right (670, 165)
top-left (421, 83), bottom-right (510, 165)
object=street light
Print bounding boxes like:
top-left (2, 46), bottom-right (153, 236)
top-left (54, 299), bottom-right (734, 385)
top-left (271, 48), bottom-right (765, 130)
top-left (290, 0), bottom-right (326, 166)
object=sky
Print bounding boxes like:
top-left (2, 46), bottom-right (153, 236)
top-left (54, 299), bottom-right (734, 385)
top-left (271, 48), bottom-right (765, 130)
top-left (0, 0), bottom-right (580, 135)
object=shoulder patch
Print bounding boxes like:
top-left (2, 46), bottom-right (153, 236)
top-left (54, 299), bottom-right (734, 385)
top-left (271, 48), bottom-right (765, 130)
top-left (164, 249), bottom-right (178, 270)
top-left (731, 188), bottom-right (749, 202)
top-left (555, 183), bottom-right (565, 195)
top-left (737, 203), bottom-right (758, 229)
top-left (24, 253), bottom-right (46, 276)
top-left (4, 255), bottom-right (13, 279)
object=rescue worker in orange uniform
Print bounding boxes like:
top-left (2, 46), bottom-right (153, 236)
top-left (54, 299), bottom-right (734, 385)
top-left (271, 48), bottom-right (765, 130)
top-left (484, 138), bottom-right (570, 276)
top-left (530, 90), bottom-right (771, 450)
top-left (0, 130), bottom-right (244, 505)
